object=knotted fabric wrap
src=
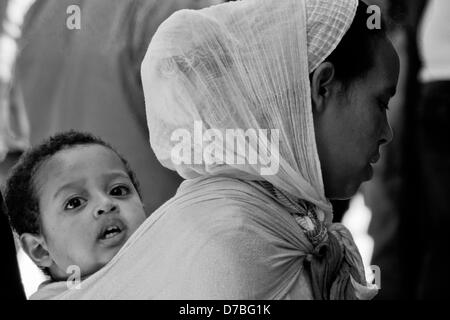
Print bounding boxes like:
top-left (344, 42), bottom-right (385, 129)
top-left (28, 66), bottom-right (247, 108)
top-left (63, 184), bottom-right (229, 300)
top-left (33, 0), bottom-right (378, 300)
top-left (34, 177), bottom-right (377, 300)
top-left (257, 181), bottom-right (376, 300)
top-left (304, 227), bottom-right (371, 300)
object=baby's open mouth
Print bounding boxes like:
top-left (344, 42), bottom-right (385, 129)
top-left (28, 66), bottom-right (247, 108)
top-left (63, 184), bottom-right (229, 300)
top-left (97, 219), bottom-right (127, 246)
top-left (100, 225), bottom-right (122, 240)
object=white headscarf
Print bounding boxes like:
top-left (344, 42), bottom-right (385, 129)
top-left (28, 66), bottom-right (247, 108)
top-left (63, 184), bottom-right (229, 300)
top-left (142, 0), bottom-right (358, 220)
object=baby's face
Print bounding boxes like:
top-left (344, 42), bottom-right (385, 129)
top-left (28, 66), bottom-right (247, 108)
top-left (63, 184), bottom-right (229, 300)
top-left (34, 144), bottom-right (146, 280)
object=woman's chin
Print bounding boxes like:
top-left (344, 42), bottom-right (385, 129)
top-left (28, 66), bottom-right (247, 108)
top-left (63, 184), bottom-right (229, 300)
top-left (327, 186), bottom-right (358, 201)
top-left (365, 164), bottom-right (374, 181)
top-left (326, 168), bottom-right (374, 200)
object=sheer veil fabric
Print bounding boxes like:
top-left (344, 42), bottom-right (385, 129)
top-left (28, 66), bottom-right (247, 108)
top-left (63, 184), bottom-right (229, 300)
top-left (34, 0), bottom-right (378, 300)
top-left (142, 0), bottom-right (360, 220)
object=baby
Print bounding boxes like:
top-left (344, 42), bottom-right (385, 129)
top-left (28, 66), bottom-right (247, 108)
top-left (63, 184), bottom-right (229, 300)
top-left (4, 131), bottom-right (147, 299)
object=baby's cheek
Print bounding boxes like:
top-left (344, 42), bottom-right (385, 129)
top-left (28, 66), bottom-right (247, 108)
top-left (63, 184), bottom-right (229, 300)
top-left (132, 201), bottom-right (147, 221)
top-left (129, 213), bottom-right (146, 233)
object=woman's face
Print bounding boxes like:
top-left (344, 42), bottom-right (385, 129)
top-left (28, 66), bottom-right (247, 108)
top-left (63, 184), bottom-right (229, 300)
top-left (313, 39), bottom-right (400, 200)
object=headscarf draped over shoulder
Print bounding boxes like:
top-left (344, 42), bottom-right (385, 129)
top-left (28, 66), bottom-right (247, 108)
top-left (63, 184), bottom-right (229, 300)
top-left (142, 0), bottom-right (359, 221)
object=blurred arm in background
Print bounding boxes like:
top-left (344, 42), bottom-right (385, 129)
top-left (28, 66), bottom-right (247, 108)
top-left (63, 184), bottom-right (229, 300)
top-left (0, 0), bottom-right (30, 164)
top-left (0, 0), bottom-right (26, 301)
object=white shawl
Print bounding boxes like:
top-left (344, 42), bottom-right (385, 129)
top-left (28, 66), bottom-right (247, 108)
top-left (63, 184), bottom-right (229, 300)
top-left (34, 177), bottom-right (376, 299)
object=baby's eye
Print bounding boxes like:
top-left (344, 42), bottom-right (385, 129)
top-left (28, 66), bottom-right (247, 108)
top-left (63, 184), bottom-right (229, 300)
top-left (110, 185), bottom-right (130, 197)
top-left (64, 197), bottom-right (86, 211)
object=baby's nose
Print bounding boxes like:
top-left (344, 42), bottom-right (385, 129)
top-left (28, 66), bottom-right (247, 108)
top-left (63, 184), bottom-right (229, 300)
top-left (95, 202), bottom-right (117, 217)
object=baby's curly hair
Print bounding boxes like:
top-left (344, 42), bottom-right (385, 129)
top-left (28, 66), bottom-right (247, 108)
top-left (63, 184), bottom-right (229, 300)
top-left (4, 131), bottom-right (142, 237)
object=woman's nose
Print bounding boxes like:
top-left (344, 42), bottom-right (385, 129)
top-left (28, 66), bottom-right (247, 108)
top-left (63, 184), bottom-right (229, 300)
top-left (380, 118), bottom-right (394, 146)
top-left (94, 198), bottom-right (118, 218)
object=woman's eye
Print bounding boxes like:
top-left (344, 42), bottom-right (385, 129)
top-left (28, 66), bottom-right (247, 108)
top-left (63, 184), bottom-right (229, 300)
top-left (110, 185), bottom-right (130, 197)
top-left (64, 197), bottom-right (86, 210)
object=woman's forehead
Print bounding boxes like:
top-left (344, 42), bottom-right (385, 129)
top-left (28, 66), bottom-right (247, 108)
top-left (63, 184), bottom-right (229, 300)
top-left (374, 39), bottom-right (400, 85)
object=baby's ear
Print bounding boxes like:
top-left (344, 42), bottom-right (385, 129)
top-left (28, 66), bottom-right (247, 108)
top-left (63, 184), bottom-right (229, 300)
top-left (20, 233), bottom-right (53, 268)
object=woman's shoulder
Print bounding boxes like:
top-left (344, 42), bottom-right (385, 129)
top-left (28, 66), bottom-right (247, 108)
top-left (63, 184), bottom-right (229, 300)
top-left (175, 176), bottom-right (284, 214)
top-left (157, 176), bottom-right (307, 248)
top-left (171, 179), bottom-right (286, 227)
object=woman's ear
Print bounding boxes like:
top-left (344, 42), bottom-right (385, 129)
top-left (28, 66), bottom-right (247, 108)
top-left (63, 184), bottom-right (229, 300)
top-left (20, 233), bottom-right (53, 269)
top-left (310, 62), bottom-right (336, 114)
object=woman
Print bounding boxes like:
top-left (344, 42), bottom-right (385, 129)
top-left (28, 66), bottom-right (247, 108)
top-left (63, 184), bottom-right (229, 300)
top-left (48, 0), bottom-right (399, 300)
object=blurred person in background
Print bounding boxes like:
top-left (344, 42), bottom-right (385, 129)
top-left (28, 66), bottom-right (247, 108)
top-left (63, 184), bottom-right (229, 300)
top-left (0, 0), bottom-right (30, 181)
top-left (414, 0), bottom-right (450, 299)
top-left (10, 0), bottom-right (221, 217)
top-left (362, 0), bottom-right (412, 300)
top-left (365, 0), bottom-right (450, 299)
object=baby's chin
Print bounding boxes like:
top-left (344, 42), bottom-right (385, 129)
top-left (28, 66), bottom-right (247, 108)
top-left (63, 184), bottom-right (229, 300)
top-left (80, 243), bottom-right (128, 279)
top-left (98, 241), bottom-right (127, 265)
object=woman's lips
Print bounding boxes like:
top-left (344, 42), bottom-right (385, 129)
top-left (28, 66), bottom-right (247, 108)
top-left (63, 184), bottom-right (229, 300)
top-left (370, 153), bottom-right (381, 164)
